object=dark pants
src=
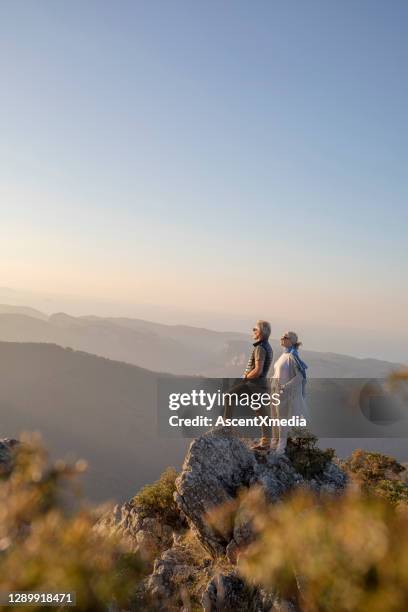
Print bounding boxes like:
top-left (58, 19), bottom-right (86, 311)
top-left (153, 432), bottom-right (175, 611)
top-left (223, 379), bottom-right (271, 443)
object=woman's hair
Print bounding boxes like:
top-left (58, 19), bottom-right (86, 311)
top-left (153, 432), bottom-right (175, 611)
top-left (286, 331), bottom-right (302, 349)
top-left (257, 320), bottom-right (271, 339)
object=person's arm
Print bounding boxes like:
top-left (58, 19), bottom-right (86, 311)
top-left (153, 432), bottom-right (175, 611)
top-left (280, 357), bottom-right (302, 392)
top-left (245, 346), bottom-right (265, 379)
top-left (281, 369), bottom-right (302, 389)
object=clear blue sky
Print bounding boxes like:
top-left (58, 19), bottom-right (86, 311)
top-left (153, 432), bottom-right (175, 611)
top-left (1, 1), bottom-right (407, 360)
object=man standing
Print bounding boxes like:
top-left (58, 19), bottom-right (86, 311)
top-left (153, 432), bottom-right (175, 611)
top-left (223, 320), bottom-right (273, 450)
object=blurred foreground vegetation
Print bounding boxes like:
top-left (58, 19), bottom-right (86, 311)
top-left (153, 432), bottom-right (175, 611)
top-left (236, 482), bottom-right (408, 612)
top-left (0, 430), bottom-right (407, 611)
top-left (0, 434), bottom-right (145, 611)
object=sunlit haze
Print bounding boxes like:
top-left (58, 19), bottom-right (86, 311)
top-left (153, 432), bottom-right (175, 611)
top-left (1, 2), bottom-right (407, 362)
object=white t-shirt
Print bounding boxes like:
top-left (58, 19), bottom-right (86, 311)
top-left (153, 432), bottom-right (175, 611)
top-left (273, 352), bottom-right (291, 385)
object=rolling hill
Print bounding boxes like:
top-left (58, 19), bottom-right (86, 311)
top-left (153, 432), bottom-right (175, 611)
top-left (0, 341), bottom-right (188, 502)
top-left (0, 306), bottom-right (403, 378)
top-left (0, 341), bottom-right (406, 503)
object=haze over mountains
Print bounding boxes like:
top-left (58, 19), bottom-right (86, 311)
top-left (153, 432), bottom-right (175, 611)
top-left (0, 304), bottom-right (406, 502)
top-left (0, 305), bottom-right (402, 378)
top-left (0, 341), bottom-right (187, 501)
top-left (0, 340), bottom-right (406, 503)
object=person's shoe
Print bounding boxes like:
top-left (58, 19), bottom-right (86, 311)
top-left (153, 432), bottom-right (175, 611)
top-left (251, 441), bottom-right (270, 452)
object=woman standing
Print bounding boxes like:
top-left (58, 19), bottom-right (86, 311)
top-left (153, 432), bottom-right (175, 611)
top-left (271, 331), bottom-right (309, 455)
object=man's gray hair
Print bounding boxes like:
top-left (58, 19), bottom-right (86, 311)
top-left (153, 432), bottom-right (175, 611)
top-left (256, 320), bottom-right (271, 339)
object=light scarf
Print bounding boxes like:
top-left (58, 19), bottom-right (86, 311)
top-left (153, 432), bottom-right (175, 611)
top-left (284, 346), bottom-right (308, 397)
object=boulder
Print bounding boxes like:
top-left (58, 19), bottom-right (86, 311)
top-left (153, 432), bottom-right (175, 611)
top-left (96, 501), bottom-right (174, 562)
top-left (201, 571), bottom-right (297, 612)
top-left (201, 570), bottom-right (267, 611)
top-left (145, 543), bottom-right (213, 609)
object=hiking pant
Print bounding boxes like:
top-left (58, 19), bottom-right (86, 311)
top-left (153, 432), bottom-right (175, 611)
top-left (223, 379), bottom-right (271, 445)
top-left (271, 393), bottom-right (290, 449)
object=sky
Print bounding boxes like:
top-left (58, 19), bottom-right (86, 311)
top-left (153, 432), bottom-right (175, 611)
top-left (1, 1), bottom-right (407, 361)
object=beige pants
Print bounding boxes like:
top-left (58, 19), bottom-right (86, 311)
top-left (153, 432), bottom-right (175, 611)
top-left (271, 395), bottom-right (291, 450)
top-left (223, 379), bottom-right (271, 444)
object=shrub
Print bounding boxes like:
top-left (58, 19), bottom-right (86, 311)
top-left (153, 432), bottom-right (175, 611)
top-left (132, 467), bottom-right (179, 526)
top-left (286, 429), bottom-right (335, 479)
top-left (341, 449), bottom-right (408, 505)
top-left (372, 479), bottom-right (408, 506)
top-left (342, 449), bottom-right (405, 483)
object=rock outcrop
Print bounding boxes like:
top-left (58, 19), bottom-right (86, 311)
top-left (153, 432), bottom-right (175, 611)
top-left (103, 428), bottom-right (347, 610)
top-left (97, 500), bottom-right (175, 562)
top-left (174, 428), bottom-right (346, 558)
top-left (147, 543), bottom-right (212, 602)
top-left (202, 570), bottom-right (275, 612)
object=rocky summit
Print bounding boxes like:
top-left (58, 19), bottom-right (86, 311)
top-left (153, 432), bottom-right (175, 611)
top-left (102, 427), bottom-right (347, 611)
top-left (174, 428), bottom-right (346, 560)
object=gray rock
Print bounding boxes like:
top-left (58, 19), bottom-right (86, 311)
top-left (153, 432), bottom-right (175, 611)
top-left (175, 427), bottom-right (347, 558)
top-left (146, 543), bottom-right (211, 607)
top-left (174, 428), bottom-right (257, 556)
top-left (202, 571), bottom-right (300, 612)
top-left (202, 571), bottom-right (273, 612)
top-left (96, 501), bottom-right (174, 562)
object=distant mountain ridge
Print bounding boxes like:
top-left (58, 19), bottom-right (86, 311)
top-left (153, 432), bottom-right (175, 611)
top-left (0, 341), bottom-right (406, 504)
top-left (0, 304), bottom-right (402, 378)
top-left (0, 304), bottom-right (48, 320)
top-left (0, 341), bottom-right (187, 502)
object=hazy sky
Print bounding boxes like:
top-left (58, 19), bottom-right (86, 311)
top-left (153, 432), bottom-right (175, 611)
top-left (1, 1), bottom-right (407, 359)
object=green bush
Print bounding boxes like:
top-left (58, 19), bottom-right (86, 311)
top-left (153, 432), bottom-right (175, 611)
top-left (342, 449), bottom-right (405, 483)
top-left (132, 467), bottom-right (179, 526)
top-left (372, 479), bottom-right (408, 506)
top-left (286, 429), bottom-right (335, 479)
top-left (341, 449), bottom-right (408, 505)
